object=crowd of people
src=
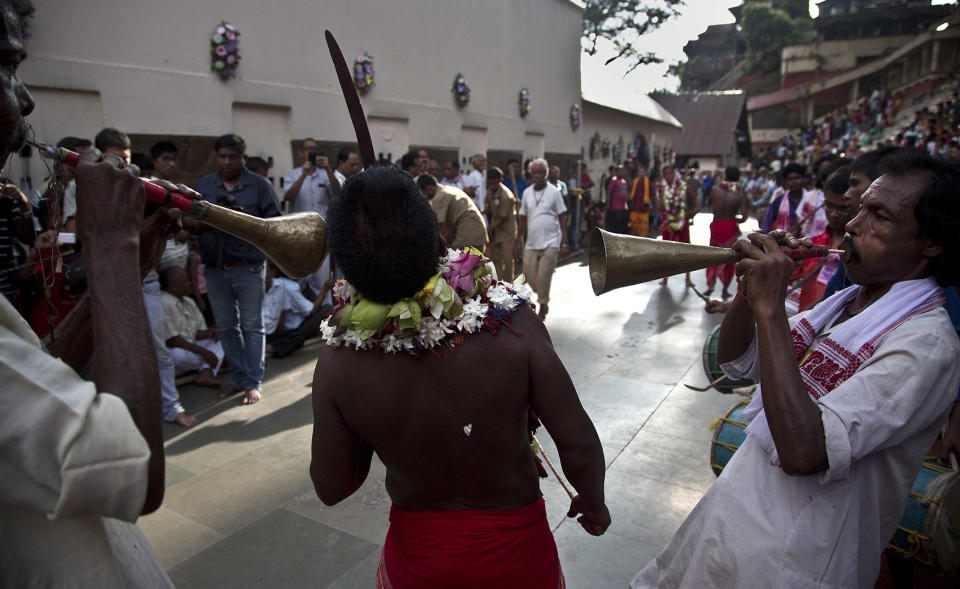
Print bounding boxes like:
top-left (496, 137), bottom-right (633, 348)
top-left (4, 0), bottom-right (960, 586)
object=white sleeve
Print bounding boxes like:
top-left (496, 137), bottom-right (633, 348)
top-left (61, 180), bottom-right (77, 221)
top-left (518, 194), bottom-right (530, 217)
top-left (553, 189), bottom-right (567, 215)
top-left (0, 317), bottom-right (150, 522)
top-left (816, 313), bottom-right (960, 483)
top-left (281, 168), bottom-right (300, 190)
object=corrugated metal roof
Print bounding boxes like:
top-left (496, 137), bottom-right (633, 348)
top-left (581, 87), bottom-right (683, 129)
top-left (650, 91), bottom-right (746, 156)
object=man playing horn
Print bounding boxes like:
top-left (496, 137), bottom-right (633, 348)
top-left (310, 166), bottom-right (609, 588)
top-left (632, 150), bottom-right (960, 588)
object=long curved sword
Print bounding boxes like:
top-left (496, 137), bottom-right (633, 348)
top-left (325, 30), bottom-right (376, 168)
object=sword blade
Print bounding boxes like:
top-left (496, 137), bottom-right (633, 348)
top-left (325, 30), bottom-right (376, 168)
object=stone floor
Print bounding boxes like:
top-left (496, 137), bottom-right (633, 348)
top-left (141, 213), bottom-right (759, 588)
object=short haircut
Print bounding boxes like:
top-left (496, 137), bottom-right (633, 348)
top-left (150, 140), bottom-right (177, 160)
top-left (850, 146), bottom-right (904, 181)
top-left (337, 147), bottom-right (359, 164)
top-left (823, 165), bottom-right (850, 195)
top-left (416, 174), bottom-right (438, 189)
top-left (529, 158), bottom-right (548, 174)
top-left (881, 150), bottom-right (960, 286)
top-left (328, 166), bottom-right (443, 302)
top-left (487, 167), bottom-right (503, 181)
top-left (445, 160), bottom-right (460, 170)
top-left (131, 152), bottom-right (154, 172)
top-left (782, 162), bottom-right (806, 178)
top-left (214, 133), bottom-right (245, 153)
top-left (400, 151), bottom-right (419, 171)
top-left (301, 137), bottom-right (319, 149)
top-left (57, 136), bottom-right (91, 152)
top-left (94, 127), bottom-right (131, 152)
top-left (725, 166), bottom-right (740, 181)
top-left (246, 156), bottom-right (271, 171)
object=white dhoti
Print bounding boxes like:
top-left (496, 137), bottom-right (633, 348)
top-left (170, 338), bottom-right (224, 376)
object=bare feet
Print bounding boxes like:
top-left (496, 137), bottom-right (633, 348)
top-left (242, 389), bottom-right (261, 405)
top-left (218, 383), bottom-right (240, 399)
top-left (685, 274), bottom-right (694, 288)
top-left (173, 412), bottom-right (197, 428)
top-left (704, 287), bottom-right (714, 297)
top-left (194, 369), bottom-right (220, 389)
top-left (721, 288), bottom-right (732, 299)
top-left (265, 344), bottom-right (275, 355)
top-left (659, 277), bottom-right (668, 286)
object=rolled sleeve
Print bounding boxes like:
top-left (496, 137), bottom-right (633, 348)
top-left (818, 405), bottom-right (854, 483)
top-left (720, 329), bottom-right (760, 381)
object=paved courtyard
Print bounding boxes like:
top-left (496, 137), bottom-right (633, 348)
top-left (141, 213), bottom-right (757, 588)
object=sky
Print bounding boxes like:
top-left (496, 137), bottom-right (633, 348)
top-left (580, 0), bottom-right (957, 99)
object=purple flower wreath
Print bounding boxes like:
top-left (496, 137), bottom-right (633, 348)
top-left (570, 104), bottom-right (581, 131)
top-left (211, 22), bottom-right (240, 81)
top-left (354, 53), bottom-right (374, 96)
top-left (518, 88), bottom-right (531, 118)
top-left (452, 73), bottom-right (470, 108)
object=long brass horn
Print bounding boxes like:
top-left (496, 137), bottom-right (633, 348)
top-left (35, 143), bottom-right (327, 279)
top-left (589, 228), bottom-right (735, 295)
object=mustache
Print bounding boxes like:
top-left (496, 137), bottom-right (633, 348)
top-left (841, 234), bottom-right (861, 263)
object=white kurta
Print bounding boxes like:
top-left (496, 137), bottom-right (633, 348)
top-left (0, 296), bottom-right (173, 588)
top-left (631, 305), bottom-right (960, 589)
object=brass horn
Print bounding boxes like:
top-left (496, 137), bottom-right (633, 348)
top-left (589, 228), bottom-right (735, 295)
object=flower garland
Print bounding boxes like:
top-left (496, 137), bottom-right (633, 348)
top-left (612, 138), bottom-right (623, 163)
top-left (589, 133), bottom-right (601, 160)
top-left (570, 104), bottom-right (581, 131)
top-left (659, 175), bottom-right (687, 231)
top-left (320, 247), bottom-right (534, 356)
top-left (627, 139), bottom-right (638, 160)
top-left (601, 139), bottom-right (611, 158)
top-left (210, 22), bottom-right (240, 81)
top-left (354, 53), bottom-right (374, 96)
top-left (518, 88), bottom-right (531, 118)
top-left (452, 73), bottom-right (470, 108)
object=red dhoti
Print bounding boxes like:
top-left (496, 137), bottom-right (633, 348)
top-left (661, 224), bottom-right (690, 244)
top-left (706, 219), bottom-right (739, 290)
top-left (377, 497), bottom-right (564, 589)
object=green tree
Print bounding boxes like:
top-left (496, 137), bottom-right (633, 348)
top-left (741, 2), bottom-right (812, 74)
top-left (582, 0), bottom-right (684, 74)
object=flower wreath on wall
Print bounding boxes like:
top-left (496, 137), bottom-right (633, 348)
top-left (452, 73), bottom-right (470, 108)
top-left (589, 133), bottom-right (601, 160)
top-left (518, 88), bottom-right (531, 118)
top-left (601, 138), bottom-right (611, 158)
top-left (211, 22), bottom-right (240, 81)
top-left (627, 137), bottom-right (639, 160)
top-left (354, 53), bottom-right (374, 96)
top-left (570, 104), bottom-right (581, 131)
top-left (612, 137), bottom-right (623, 163)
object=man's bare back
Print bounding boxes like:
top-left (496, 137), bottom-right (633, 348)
top-left (311, 305), bottom-right (607, 518)
top-left (709, 183), bottom-right (747, 222)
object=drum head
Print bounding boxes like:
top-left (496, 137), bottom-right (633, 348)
top-left (928, 472), bottom-right (960, 573)
top-left (702, 325), bottom-right (754, 394)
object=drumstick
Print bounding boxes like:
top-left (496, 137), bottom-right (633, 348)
top-left (689, 284), bottom-right (711, 303)
top-left (531, 434), bottom-right (576, 500)
top-left (685, 374), bottom-right (728, 392)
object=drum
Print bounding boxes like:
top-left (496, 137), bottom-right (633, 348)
top-left (709, 399), bottom-right (750, 477)
top-left (887, 459), bottom-right (960, 574)
top-left (702, 325), bottom-right (755, 394)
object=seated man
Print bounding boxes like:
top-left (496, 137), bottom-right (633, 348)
top-left (311, 166), bottom-right (609, 588)
top-left (416, 174), bottom-right (488, 251)
top-left (263, 263), bottom-right (324, 358)
top-left (632, 150), bottom-right (960, 588)
top-left (159, 266), bottom-right (224, 389)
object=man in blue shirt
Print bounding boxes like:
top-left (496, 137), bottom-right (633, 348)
top-left (195, 134), bottom-right (282, 405)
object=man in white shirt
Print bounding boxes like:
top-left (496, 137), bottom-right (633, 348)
top-left (463, 153), bottom-right (486, 212)
top-left (282, 137), bottom-right (340, 218)
top-left (514, 158), bottom-right (567, 321)
top-left (631, 150), bottom-right (960, 588)
top-left (263, 263), bottom-right (324, 358)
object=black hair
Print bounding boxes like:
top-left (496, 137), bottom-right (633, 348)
top-left (131, 152), bottom-right (153, 172)
top-left (301, 137), bottom-right (318, 148)
top-left (487, 167), bottom-right (503, 181)
top-left (881, 150), bottom-right (960, 286)
top-left (214, 133), bottom-right (245, 153)
top-left (446, 160), bottom-right (460, 170)
top-left (57, 136), bottom-right (91, 152)
top-left (400, 151), bottom-right (419, 172)
top-left (328, 166), bottom-right (443, 303)
top-left (416, 174), bottom-right (438, 189)
top-left (150, 140), bottom-right (177, 160)
top-left (337, 147), bottom-right (359, 164)
top-left (782, 162), bottom-right (806, 178)
top-left (724, 166), bottom-right (739, 181)
top-left (850, 146), bottom-right (904, 181)
top-left (823, 165), bottom-right (850, 195)
top-left (94, 127), bottom-right (130, 152)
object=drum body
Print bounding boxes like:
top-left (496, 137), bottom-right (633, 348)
top-left (710, 399), bottom-right (750, 477)
top-left (888, 460), bottom-right (960, 574)
top-left (702, 325), bottom-right (755, 393)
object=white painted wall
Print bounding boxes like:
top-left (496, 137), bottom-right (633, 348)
top-left (19, 0), bottom-right (584, 185)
